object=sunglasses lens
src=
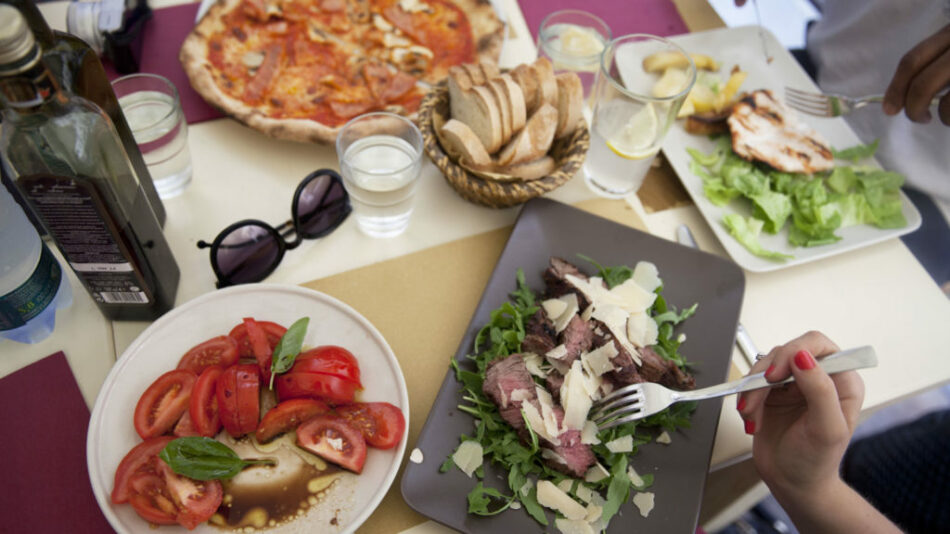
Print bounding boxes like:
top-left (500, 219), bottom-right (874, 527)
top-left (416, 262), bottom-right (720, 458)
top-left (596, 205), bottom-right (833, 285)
top-left (215, 224), bottom-right (281, 284)
top-left (296, 173), bottom-right (350, 238)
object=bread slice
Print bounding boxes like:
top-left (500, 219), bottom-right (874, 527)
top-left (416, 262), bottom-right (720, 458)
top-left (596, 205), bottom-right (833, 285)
top-left (499, 74), bottom-right (526, 135)
top-left (453, 84), bottom-right (503, 153)
top-left (496, 103), bottom-right (557, 166)
top-left (447, 66), bottom-right (473, 121)
top-left (533, 57), bottom-right (558, 111)
top-left (440, 119), bottom-right (493, 169)
top-left (498, 155), bottom-right (556, 181)
top-left (478, 60), bottom-right (501, 81)
top-left (510, 63), bottom-right (539, 115)
top-left (461, 63), bottom-right (486, 85)
top-left (554, 72), bottom-right (583, 139)
top-left (487, 78), bottom-right (512, 145)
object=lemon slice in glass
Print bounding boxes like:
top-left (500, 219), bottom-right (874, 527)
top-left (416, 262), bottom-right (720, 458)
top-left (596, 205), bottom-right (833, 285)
top-left (605, 103), bottom-right (659, 160)
top-left (559, 25), bottom-right (606, 57)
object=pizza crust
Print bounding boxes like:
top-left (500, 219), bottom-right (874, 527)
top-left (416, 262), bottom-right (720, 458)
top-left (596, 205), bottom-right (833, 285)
top-left (179, 0), bottom-right (504, 144)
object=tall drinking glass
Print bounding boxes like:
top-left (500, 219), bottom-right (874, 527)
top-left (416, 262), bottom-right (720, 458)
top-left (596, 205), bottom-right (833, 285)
top-left (336, 112), bottom-right (423, 238)
top-left (112, 73), bottom-right (192, 199)
top-left (537, 10), bottom-right (611, 104)
top-left (583, 34), bottom-right (695, 198)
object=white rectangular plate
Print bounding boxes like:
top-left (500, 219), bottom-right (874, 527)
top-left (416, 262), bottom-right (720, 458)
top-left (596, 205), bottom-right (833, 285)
top-left (661, 26), bottom-right (921, 273)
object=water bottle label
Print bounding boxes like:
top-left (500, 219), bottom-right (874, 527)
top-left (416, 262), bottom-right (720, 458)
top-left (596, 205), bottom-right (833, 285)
top-left (0, 245), bottom-right (62, 331)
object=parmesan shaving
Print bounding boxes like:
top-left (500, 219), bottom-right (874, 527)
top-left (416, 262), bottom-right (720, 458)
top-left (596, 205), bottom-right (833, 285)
top-left (632, 261), bottom-right (662, 293)
top-left (560, 360), bottom-right (592, 431)
top-left (580, 343), bottom-right (618, 376)
top-left (452, 441), bottom-right (483, 477)
top-left (605, 435), bottom-right (633, 453)
top-left (555, 518), bottom-right (595, 534)
top-left (542, 298), bottom-right (568, 320)
top-left (656, 430), bottom-right (672, 444)
top-left (627, 465), bottom-right (645, 488)
top-left (522, 352), bottom-right (548, 378)
top-left (553, 293), bottom-right (580, 334)
top-left (523, 401), bottom-right (559, 445)
top-left (633, 492), bottom-right (655, 517)
top-left (557, 479), bottom-right (574, 493)
top-left (546, 344), bottom-right (569, 360)
top-left (409, 448), bottom-right (424, 464)
top-left (536, 387), bottom-right (562, 440)
top-left (580, 420), bottom-right (601, 445)
top-left (584, 463), bottom-right (610, 483)
top-left (537, 480), bottom-right (587, 521)
top-left (509, 388), bottom-right (532, 403)
top-left (575, 485), bottom-right (594, 504)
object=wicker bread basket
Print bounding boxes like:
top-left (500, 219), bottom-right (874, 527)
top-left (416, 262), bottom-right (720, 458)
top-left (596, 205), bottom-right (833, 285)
top-left (419, 80), bottom-right (589, 208)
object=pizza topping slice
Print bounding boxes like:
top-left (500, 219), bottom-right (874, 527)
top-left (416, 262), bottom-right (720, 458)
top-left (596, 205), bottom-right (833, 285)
top-left (244, 43), bottom-right (284, 103)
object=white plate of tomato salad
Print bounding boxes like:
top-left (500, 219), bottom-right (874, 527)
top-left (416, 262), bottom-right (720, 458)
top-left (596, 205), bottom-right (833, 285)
top-left (86, 284), bottom-right (409, 533)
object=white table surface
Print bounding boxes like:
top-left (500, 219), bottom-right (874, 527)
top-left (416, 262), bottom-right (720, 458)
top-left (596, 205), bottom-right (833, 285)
top-left (5, 2), bottom-right (950, 532)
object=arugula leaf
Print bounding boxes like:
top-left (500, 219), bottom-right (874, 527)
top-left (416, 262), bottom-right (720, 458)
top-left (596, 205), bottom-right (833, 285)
top-left (577, 254), bottom-right (633, 288)
top-left (159, 437), bottom-right (274, 480)
top-left (601, 455), bottom-right (631, 525)
top-left (268, 317), bottom-right (309, 389)
top-left (467, 483), bottom-right (512, 516)
top-left (832, 139), bottom-right (879, 162)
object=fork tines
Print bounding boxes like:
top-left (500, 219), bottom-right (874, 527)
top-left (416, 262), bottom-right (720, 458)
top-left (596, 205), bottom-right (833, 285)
top-left (590, 383), bottom-right (646, 430)
top-left (783, 87), bottom-right (835, 116)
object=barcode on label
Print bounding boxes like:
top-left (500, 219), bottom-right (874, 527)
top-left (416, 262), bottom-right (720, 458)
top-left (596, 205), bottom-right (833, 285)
top-left (100, 292), bottom-right (148, 304)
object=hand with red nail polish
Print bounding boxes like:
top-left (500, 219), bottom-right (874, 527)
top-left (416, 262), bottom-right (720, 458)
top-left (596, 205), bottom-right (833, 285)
top-left (736, 331), bottom-right (898, 533)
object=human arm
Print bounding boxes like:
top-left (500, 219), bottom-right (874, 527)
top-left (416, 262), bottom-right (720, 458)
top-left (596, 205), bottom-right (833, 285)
top-left (736, 331), bottom-right (900, 534)
top-left (883, 23), bottom-right (950, 125)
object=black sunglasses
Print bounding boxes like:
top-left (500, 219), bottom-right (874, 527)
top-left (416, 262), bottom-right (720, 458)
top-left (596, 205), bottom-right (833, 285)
top-left (197, 169), bottom-right (351, 287)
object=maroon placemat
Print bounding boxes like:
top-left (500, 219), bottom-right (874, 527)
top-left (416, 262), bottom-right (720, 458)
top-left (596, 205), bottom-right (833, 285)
top-left (0, 352), bottom-right (112, 533)
top-left (104, 3), bottom-right (223, 125)
top-left (520, 0), bottom-right (689, 41)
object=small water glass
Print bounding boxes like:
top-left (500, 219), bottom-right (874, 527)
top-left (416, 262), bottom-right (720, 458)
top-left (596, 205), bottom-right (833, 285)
top-left (336, 112), bottom-right (423, 238)
top-left (112, 73), bottom-right (192, 199)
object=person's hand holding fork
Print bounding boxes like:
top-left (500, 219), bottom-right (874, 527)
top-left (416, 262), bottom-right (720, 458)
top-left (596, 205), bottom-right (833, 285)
top-left (736, 331), bottom-right (900, 533)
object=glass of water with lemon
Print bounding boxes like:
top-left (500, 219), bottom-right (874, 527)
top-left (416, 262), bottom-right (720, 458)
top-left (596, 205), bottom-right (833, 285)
top-left (537, 10), bottom-right (611, 104)
top-left (583, 34), bottom-right (695, 198)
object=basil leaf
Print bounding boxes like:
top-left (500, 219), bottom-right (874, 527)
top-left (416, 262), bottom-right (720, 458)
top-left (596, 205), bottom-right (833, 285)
top-left (268, 317), bottom-right (310, 389)
top-left (159, 437), bottom-right (273, 480)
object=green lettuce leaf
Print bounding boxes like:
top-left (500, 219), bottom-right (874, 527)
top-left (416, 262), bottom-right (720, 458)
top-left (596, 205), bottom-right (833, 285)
top-left (832, 140), bottom-right (879, 162)
top-left (722, 214), bottom-right (793, 261)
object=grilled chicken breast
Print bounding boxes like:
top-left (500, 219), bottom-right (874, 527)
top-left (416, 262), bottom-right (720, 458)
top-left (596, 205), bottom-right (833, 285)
top-left (728, 89), bottom-right (834, 174)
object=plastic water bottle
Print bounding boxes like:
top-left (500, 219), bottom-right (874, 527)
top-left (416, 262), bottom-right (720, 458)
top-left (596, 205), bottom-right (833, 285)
top-left (0, 185), bottom-right (72, 344)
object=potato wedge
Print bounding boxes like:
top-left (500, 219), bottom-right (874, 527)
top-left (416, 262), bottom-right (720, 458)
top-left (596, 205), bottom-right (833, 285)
top-left (643, 51), bottom-right (719, 73)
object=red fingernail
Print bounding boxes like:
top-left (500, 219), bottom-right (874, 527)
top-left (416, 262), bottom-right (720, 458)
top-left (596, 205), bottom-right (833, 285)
top-left (794, 350), bottom-right (816, 370)
top-left (765, 364), bottom-right (775, 377)
top-left (744, 419), bottom-right (755, 434)
top-left (736, 396), bottom-right (746, 411)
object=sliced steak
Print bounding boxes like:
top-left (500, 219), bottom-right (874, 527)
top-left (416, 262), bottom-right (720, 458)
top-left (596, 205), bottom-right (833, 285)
top-left (544, 406), bottom-right (596, 478)
top-left (558, 315), bottom-right (592, 366)
top-left (545, 370), bottom-right (564, 402)
top-left (543, 257), bottom-right (588, 302)
top-left (522, 309), bottom-right (557, 355)
top-left (639, 346), bottom-right (696, 390)
top-left (482, 354), bottom-right (538, 430)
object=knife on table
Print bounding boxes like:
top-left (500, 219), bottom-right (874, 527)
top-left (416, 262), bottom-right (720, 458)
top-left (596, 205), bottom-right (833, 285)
top-left (676, 224), bottom-right (760, 367)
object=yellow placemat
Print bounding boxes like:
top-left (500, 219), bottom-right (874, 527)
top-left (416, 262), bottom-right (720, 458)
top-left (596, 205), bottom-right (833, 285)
top-left (301, 199), bottom-right (645, 533)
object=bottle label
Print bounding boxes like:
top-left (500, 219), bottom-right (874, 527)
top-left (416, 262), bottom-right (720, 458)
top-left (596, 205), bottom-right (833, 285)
top-left (20, 176), bottom-right (153, 306)
top-left (0, 244), bottom-right (62, 331)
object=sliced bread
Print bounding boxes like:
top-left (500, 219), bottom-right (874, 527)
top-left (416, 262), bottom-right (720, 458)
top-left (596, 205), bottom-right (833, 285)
top-left (479, 60), bottom-right (501, 81)
top-left (499, 74), bottom-right (526, 135)
top-left (498, 155), bottom-right (556, 181)
top-left (510, 63), bottom-right (539, 115)
top-left (496, 102), bottom-right (558, 166)
top-left (447, 66), bottom-right (473, 121)
top-left (487, 78), bottom-right (512, 145)
top-left (440, 119), bottom-right (493, 169)
top-left (554, 72), bottom-right (583, 139)
top-left (461, 63), bottom-right (486, 85)
top-left (452, 84), bottom-right (504, 153)
top-left (533, 57), bottom-right (558, 111)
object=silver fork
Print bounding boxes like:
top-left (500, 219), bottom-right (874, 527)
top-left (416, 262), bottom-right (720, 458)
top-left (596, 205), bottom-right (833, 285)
top-left (784, 87), bottom-right (943, 118)
top-left (590, 346), bottom-right (877, 430)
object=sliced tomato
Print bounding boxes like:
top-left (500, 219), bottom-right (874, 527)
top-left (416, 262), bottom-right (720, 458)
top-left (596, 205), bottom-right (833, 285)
top-left (292, 345), bottom-right (362, 387)
top-left (157, 460), bottom-right (223, 530)
top-left (173, 410), bottom-right (201, 437)
top-left (128, 473), bottom-right (178, 525)
top-left (228, 320), bottom-right (286, 359)
top-left (177, 336), bottom-right (239, 374)
top-left (112, 436), bottom-right (175, 504)
top-left (243, 317), bottom-right (273, 383)
top-left (296, 414), bottom-right (367, 473)
top-left (190, 366), bottom-right (223, 437)
top-left (216, 364), bottom-right (261, 437)
top-left (335, 402), bottom-right (406, 449)
top-left (255, 398), bottom-right (330, 443)
top-left (134, 369), bottom-right (197, 439)
top-left (275, 371), bottom-right (359, 404)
